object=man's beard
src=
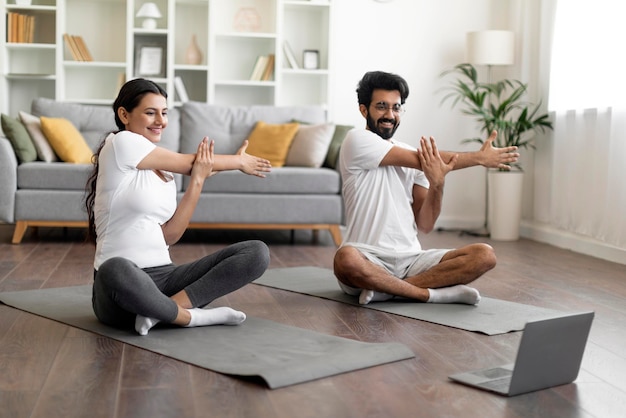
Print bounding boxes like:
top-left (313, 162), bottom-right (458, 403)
top-left (366, 114), bottom-right (399, 140)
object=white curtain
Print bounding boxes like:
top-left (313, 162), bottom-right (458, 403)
top-left (510, 0), bottom-right (626, 253)
top-left (551, 107), bottom-right (626, 248)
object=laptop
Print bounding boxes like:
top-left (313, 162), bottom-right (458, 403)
top-left (449, 311), bottom-right (594, 396)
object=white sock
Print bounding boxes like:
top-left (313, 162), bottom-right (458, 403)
top-left (359, 289), bottom-right (394, 305)
top-left (135, 315), bottom-right (161, 336)
top-left (427, 285), bottom-right (481, 305)
top-left (185, 307), bottom-right (247, 328)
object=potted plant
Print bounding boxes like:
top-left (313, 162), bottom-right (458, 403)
top-left (440, 63), bottom-right (553, 240)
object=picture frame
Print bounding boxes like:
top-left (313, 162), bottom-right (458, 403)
top-left (302, 49), bottom-right (319, 70)
top-left (134, 43), bottom-right (166, 78)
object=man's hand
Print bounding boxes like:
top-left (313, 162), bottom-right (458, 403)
top-left (418, 136), bottom-right (457, 188)
top-left (479, 131), bottom-right (520, 170)
top-left (236, 140), bottom-right (272, 177)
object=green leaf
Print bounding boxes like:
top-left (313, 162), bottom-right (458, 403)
top-left (439, 63), bottom-right (554, 162)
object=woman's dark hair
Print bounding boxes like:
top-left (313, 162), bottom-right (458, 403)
top-left (356, 71), bottom-right (410, 107)
top-left (84, 78), bottom-right (167, 244)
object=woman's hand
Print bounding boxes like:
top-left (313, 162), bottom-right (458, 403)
top-left (236, 140), bottom-right (272, 177)
top-left (191, 137), bottom-right (215, 181)
top-left (479, 131), bottom-right (520, 170)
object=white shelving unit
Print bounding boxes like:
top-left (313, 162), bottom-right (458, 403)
top-left (1, 0), bottom-right (332, 116)
top-left (1, 1), bottom-right (58, 115)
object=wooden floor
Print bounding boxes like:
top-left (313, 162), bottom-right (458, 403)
top-left (0, 225), bottom-right (625, 418)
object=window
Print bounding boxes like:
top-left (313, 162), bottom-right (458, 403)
top-left (549, 0), bottom-right (626, 111)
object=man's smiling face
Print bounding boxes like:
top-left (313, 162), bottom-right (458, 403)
top-left (362, 89), bottom-right (403, 140)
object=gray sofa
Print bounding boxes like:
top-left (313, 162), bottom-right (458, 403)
top-left (0, 98), bottom-right (344, 245)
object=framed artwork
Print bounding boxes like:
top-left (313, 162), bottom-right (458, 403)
top-left (302, 49), bottom-right (319, 70)
top-left (134, 43), bottom-right (166, 77)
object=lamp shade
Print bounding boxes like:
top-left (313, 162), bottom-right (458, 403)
top-left (136, 2), bottom-right (162, 30)
top-left (466, 30), bottom-right (515, 66)
top-left (137, 2), bottom-right (162, 19)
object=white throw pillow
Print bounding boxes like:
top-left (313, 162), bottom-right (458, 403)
top-left (19, 111), bottom-right (59, 162)
top-left (285, 123), bottom-right (335, 168)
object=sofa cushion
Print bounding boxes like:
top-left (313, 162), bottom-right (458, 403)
top-left (245, 121), bottom-right (299, 167)
top-left (17, 161), bottom-right (184, 193)
top-left (285, 123), bottom-right (335, 168)
top-left (1, 114), bottom-right (37, 163)
top-left (40, 117), bottom-right (94, 164)
top-left (197, 167), bottom-right (341, 194)
top-left (31, 97), bottom-right (180, 153)
top-left (19, 111), bottom-right (59, 162)
top-left (17, 162), bottom-right (91, 190)
top-left (180, 102), bottom-right (326, 156)
top-left (323, 124), bottom-right (353, 169)
top-left (32, 98), bottom-right (117, 150)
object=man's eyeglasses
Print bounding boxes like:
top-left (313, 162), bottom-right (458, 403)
top-left (372, 102), bottom-right (405, 114)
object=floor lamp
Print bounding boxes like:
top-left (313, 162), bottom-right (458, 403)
top-left (460, 30), bottom-right (515, 237)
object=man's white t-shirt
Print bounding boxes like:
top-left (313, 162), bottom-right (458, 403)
top-left (94, 131), bottom-right (177, 270)
top-left (338, 129), bottom-right (429, 258)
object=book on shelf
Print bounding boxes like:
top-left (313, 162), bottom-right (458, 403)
top-left (261, 54), bottom-right (275, 81)
top-left (174, 76), bottom-right (190, 103)
top-left (283, 41), bottom-right (299, 69)
top-left (249, 55), bottom-right (268, 81)
top-left (249, 54), bottom-right (275, 81)
top-left (73, 36), bottom-right (93, 61)
top-left (63, 34), bottom-right (94, 62)
top-left (7, 12), bottom-right (35, 43)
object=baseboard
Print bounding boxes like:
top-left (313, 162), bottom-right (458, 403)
top-left (520, 220), bottom-right (626, 266)
top-left (436, 217), bottom-right (626, 266)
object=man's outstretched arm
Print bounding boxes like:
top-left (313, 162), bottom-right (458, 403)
top-left (380, 131), bottom-right (519, 171)
top-left (440, 131), bottom-right (519, 170)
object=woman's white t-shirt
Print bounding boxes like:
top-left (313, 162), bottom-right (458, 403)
top-left (338, 129), bottom-right (429, 258)
top-left (93, 131), bottom-right (177, 270)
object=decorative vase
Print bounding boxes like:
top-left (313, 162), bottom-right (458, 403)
top-left (185, 34), bottom-right (203, 65)
top-left (487, 169), bottom-right (524, 241)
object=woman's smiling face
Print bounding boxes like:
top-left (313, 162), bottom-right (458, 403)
top-left (119, 92), bottom-right (168, 143)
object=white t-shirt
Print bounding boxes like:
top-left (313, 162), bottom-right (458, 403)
top-left (93, 131), bottom-right (177, 269)
top-left (338, 129), bottom-right (430, 257)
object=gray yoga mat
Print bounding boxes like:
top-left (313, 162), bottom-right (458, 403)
top-left (254, 267), bottom-right (567, 336)
top-left (0, 285), bottom-right (414, 389)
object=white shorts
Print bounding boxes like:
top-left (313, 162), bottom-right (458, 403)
top-left (337, 244), bottom-right (450, 294)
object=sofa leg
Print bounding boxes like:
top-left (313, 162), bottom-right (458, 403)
top-left (12, 221), bottom-right (28, 244)
top-left (329, 225), bottom-right (342, 247)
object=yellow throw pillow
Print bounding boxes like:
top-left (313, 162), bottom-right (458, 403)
top-left (245, 121), bottom-right (299, 167)
top-left (40, 116), bottom-right (93, 164)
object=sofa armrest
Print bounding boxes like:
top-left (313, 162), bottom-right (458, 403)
top-left (0, 136), bottom-right (17, 223)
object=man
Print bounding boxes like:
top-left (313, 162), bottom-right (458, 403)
top-left (333, 71), bottom-right (519, 305)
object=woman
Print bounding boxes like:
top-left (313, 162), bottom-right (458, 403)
top-left (85, 78), bottom-right (271, 336)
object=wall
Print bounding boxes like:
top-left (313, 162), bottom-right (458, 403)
top-left (330, 0), bottom-right (506, 229)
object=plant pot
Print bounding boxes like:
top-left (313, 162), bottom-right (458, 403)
top-left (487, 169), bottom-right (524, 241)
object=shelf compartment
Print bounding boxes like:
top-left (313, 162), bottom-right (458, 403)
top-left (63, 65), bottom-right (126, 103)
top-left (279, 72), bottom-right (328, 107)
top-left (5, 45), bottom-right (56, 75)
top-left (6, 78), bottom-right (55, 116)
top-left (213, 84), bottom-right (275, 106)
top-left (213, 35), bottom-right (275, 81)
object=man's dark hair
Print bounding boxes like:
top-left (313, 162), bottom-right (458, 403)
top-left (356, 71), bottom-right (410, 107)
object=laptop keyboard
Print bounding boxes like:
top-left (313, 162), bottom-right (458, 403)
top-left (473, 367), bottom-right (512, 379)
top-left (479, 377), bottom-right (512, 392)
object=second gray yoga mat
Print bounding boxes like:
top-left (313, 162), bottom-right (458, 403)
top-left (254, 267), bottom-right (567, 335)
top-left (0, 285), bottom-right (414, 389)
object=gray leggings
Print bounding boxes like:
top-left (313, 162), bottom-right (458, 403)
top-left (92, 240), bottom-right (269, 330)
